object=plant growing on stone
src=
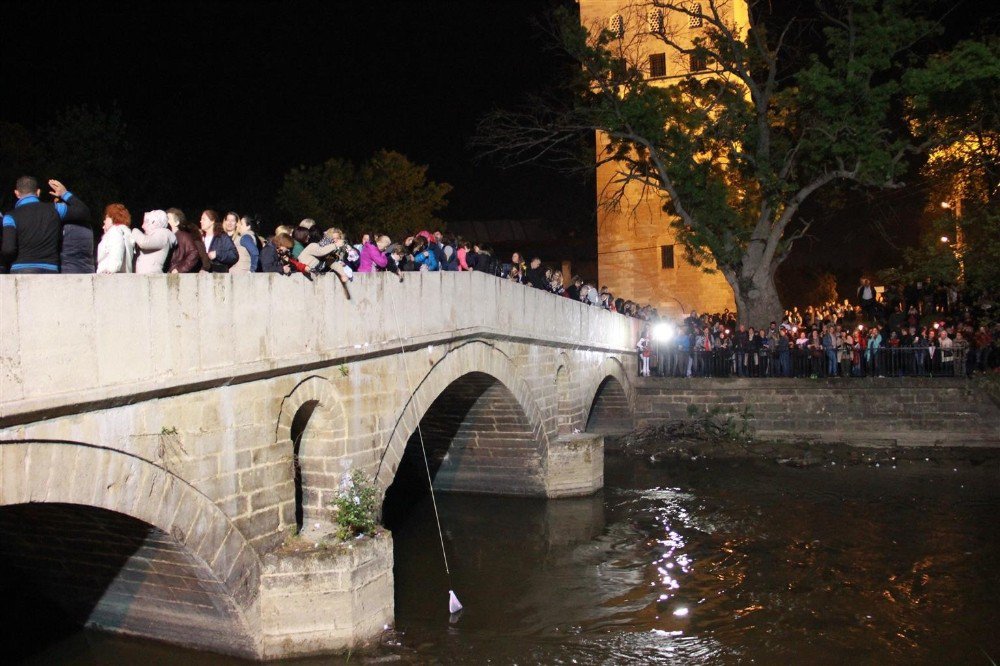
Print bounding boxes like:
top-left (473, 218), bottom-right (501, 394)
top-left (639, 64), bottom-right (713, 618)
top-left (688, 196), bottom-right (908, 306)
top-left (332, 470), bottom-right (378, 540)
top-left (684, 404), bottom-right (755, 443)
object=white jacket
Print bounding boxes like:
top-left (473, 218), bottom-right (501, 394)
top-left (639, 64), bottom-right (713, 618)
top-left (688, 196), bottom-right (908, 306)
top-left (132, 227), bottom-right (177, 274)
top-left (96, 225), bottom-right (136, 274)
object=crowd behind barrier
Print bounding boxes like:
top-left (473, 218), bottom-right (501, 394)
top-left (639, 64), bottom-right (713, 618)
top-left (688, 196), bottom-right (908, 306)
top-left (637, 283), bottom-right (999, 379)
top-left (2, 177), bottom-right (996, 381)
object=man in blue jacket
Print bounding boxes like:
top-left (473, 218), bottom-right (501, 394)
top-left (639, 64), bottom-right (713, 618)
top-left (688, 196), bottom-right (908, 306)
top-left (2, 176), bottom-right (90, 274)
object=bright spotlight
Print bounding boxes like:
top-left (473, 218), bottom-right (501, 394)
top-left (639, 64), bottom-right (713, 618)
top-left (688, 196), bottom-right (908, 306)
top-left (940, 236), bottom-right (950, 243)
top-left (652, 322), bottom-right (675, 342)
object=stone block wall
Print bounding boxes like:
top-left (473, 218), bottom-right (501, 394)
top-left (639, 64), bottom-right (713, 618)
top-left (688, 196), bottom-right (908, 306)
top-left (545, 433), bottom-right (604, 498)
top-left (635, 378), bottom-right (1000, 446)
top-left (419, 372), bottom-right (545, 496)
top-left (259, 533), bottom-right (393, 659)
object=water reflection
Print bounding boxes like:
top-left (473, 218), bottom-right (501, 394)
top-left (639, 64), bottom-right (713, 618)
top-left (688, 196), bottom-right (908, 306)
top-left (8, 456), bottom-right (1000, 665)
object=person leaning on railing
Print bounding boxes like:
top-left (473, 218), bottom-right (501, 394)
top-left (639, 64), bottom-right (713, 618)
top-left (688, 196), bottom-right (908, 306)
top-left (939, 330), bottom-right (955, 375)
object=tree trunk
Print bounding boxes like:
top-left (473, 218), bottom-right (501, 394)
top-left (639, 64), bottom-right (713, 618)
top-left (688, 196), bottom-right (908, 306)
top-left (727, 271), bottom-right (784, 327)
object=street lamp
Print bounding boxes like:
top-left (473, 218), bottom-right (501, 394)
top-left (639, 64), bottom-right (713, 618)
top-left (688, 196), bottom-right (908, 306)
top-left (652, 322), bottom-right (675, 343)
top-left (940, 201), bottom-right (964, 282)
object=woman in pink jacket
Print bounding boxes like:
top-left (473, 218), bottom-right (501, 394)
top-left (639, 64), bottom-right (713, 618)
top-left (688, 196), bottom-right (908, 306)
top-left (357, 234), bottom-right (391, 272)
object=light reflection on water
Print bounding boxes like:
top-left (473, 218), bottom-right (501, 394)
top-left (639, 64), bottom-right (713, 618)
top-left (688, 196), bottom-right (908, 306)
top-left (390, 456), bottom-right (1000, 665)
top-left (11, 456), bottom-right (1000, 665)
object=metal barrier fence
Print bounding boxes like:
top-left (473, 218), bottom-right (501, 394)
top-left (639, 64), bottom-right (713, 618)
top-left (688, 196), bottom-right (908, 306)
top-left (645, 346), bottom-right (974, 378)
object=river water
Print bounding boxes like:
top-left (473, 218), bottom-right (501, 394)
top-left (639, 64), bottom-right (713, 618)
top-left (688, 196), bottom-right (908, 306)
top-left (14, 455), bottom-right (1000, 665)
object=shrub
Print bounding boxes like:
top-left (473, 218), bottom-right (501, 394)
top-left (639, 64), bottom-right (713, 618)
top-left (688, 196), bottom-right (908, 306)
top-left (332, 470), bottom-right (378, 540)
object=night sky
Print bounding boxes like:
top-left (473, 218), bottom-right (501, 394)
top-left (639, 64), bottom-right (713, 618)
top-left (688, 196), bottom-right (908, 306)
top-left (2, 0), bottom-right (586, 223)
top-left (2, 1), bottom-right (996, 299)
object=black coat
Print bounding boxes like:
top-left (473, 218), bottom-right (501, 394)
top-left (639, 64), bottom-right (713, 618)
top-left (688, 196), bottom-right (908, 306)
top-left (60, 221), bottom-right (96, 273)
top-left (260, 243), bottom-right (284, 274)
top-left (473, 253), bottom-right (500, 276)
top-left (524, 267), bottom-right (548, 289)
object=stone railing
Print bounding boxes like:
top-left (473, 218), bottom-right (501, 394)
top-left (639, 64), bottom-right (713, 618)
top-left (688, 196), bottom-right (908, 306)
top-left (0, 272), bottom-right (640, 425)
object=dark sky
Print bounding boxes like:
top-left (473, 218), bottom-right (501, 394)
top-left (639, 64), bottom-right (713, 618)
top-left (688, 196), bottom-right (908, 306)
top-left (2, 0), bottom-right (588, 224)
top-left (3, 1), bottom-right (996, 299)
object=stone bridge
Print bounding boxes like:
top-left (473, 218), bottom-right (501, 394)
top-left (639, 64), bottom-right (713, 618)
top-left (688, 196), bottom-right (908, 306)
top-left (0, 272), bottom-right (639, 659)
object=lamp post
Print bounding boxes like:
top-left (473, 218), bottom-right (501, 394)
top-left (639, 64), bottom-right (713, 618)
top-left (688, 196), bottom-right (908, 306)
top-left (940, 200), bottom-right (964, 283)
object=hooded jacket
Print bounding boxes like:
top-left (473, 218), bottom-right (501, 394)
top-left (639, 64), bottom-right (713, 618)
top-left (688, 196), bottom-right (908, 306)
top-left (132, 211), bottom-right (177, 274)
top-left (358, 242), bottom-right (388, 272)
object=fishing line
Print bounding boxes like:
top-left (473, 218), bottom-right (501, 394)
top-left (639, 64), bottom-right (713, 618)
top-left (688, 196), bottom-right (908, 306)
top-left (387, 276), bottom-right (462, 616)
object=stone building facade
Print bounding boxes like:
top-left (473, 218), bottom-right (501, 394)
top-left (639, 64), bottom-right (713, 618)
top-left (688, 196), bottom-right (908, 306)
top-left (577, 0), bottom-right (744, 316)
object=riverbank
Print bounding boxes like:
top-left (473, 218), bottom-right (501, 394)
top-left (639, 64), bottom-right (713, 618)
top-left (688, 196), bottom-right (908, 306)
top-left (606, 418), bottom-right (1000, 468)
top-left (632, 376), bottom-right (1000, 449)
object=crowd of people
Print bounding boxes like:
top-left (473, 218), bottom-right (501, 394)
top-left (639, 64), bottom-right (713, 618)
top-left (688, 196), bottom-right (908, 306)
top-left (4, 176), bottom-right (995, 380)
top-left (637, 278), bottom-right (999, 379)
top-left (0, 176), bottom-right (660, 316)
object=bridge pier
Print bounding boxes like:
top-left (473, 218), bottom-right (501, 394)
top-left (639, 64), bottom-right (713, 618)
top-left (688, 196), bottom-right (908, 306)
top-left (258, 534), bottom-right (394, 659)
top-left (543, 433), bottom-right (605, 498)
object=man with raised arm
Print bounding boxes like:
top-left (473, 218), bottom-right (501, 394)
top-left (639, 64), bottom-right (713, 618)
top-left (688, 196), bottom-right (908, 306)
top-left (2, 176), bottom-right (90, 274)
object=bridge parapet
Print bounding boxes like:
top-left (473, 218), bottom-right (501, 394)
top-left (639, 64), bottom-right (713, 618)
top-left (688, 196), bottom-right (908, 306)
top-left (1, 271), bottom-right (637, 426)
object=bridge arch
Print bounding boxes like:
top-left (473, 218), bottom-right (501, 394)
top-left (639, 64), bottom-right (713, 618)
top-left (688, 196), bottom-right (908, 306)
top-left (275, 376), bottom-right (348, 532)
top-left (0, 440), bottom-right (260, 658)
top-left (377, 341), bottom-right (549, 504)
top-left (584, 356), bottom-right (636, 434)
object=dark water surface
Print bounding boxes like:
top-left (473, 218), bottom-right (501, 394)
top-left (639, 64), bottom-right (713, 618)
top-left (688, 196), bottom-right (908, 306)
top-left (13, 456), bottom-right (1000, 665)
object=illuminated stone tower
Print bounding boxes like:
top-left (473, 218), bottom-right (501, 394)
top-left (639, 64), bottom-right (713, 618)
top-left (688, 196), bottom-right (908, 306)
top-left (577, 0), bottom-right (746, 317)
